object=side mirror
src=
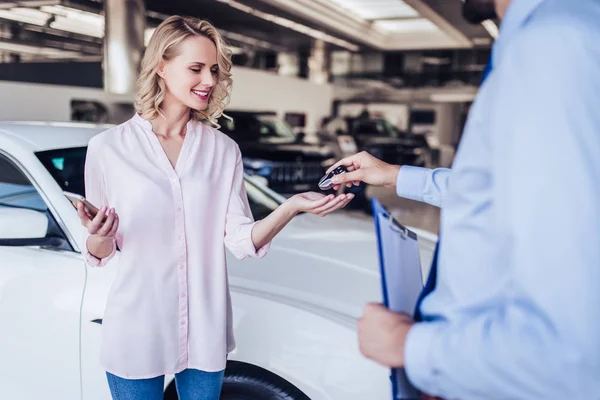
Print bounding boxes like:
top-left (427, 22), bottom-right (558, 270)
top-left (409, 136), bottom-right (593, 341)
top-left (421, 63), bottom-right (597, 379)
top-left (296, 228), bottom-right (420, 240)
top-left (295, 132), bottom-right (306, 143)
top-left (0, 208), bottom-right (68, 248)
top-left (0, 208), bottom-right (48, 239)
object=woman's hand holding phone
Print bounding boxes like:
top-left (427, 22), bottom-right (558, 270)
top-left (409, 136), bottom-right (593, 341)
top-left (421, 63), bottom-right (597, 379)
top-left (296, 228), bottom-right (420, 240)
top-left (77, 202), bottom-right (119, 239)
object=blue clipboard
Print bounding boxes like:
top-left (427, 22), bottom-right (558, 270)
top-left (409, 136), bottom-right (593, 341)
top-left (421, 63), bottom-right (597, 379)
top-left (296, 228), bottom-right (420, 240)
top-left (372, 198), bottom-right (423, 400)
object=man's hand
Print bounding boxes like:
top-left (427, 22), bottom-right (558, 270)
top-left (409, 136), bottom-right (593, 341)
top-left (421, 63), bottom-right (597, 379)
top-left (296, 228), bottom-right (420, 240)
top-left (326, 151), bottom-right (400, 190)
top-left (357, 303), bottom-right (414, 368)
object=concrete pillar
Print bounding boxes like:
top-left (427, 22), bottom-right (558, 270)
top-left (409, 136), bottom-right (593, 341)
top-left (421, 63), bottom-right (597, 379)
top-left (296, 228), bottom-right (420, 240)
top-left (103, 0), bottom-right (145, 94)
top-left (308, 39), bottom-right (329, 84)
top-left (277, 52), bottom-right (300, 78)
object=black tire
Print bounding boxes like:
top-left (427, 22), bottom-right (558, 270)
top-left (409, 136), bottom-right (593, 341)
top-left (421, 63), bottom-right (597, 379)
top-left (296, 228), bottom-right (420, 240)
top-left (163, 361), bottom-right (310, 400)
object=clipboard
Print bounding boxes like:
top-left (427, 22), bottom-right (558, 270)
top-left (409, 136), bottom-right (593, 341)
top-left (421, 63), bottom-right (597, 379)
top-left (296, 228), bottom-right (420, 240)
top-left (372, 197), bottom-right (423, 400)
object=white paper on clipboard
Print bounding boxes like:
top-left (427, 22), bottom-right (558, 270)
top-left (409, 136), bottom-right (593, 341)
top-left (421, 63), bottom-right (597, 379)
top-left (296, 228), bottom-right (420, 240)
top-left (372, 198), bottom-right (423, 400)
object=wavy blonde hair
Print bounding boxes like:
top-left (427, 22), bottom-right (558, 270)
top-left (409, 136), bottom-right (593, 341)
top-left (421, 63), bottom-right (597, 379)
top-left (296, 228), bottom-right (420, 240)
top-left (135, 16), bottom-right (233, 127)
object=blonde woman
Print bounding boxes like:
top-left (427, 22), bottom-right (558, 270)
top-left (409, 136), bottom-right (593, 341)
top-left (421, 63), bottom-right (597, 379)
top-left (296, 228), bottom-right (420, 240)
top-left (76, 16), bottom-right (353, 400)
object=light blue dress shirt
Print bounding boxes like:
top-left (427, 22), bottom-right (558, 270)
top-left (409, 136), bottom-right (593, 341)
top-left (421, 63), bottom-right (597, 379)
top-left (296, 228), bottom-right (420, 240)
top-left (394, 0), bottom-right (600, 398)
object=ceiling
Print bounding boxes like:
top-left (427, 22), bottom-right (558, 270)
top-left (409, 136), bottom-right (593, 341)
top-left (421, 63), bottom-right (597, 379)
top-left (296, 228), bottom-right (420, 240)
top-left (0, 0), bottom-right (496, 62)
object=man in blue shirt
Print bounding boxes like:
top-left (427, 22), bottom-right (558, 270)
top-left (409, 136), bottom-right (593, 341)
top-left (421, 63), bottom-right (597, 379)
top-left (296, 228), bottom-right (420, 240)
top-left (329, 0), bottom-right (600, 398)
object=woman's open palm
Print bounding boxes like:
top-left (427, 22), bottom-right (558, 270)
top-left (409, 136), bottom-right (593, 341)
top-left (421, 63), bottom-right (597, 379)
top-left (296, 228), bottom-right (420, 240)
top-left (288, 192), bottom-right (354, 217)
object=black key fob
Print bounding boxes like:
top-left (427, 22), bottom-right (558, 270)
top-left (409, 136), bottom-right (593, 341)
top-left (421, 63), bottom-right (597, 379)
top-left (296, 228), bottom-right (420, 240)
top-left (318, 165), bottom-right (348, 190)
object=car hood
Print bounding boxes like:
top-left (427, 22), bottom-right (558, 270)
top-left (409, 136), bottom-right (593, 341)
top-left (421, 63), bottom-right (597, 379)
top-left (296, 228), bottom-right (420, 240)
top-left (227, 212), bottom-right (436, 322)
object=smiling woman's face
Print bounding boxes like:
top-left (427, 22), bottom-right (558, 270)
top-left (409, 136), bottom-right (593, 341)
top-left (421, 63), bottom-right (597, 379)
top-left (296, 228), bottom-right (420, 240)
top-left (158, 35), bottom-right (219, 112)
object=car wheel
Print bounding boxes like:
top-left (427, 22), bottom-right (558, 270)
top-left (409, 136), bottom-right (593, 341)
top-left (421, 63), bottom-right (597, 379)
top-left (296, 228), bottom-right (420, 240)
top-left (163, 361), bottom-right (310, 400)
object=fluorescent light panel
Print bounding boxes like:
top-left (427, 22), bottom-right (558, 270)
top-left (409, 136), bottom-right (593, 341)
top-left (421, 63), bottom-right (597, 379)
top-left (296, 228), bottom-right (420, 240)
top-left (326, 0), bottom-right (419, 20)
top-left (481, 20), bottom-right (498, 39)
top-left (0, 40), bottom-right (81, 57)
top-left (374, 18), bottom-right (440, 33)
top-left (0, 5), bottom-right (104, 38)
top-left (216, 0), bottom-right (359, 51)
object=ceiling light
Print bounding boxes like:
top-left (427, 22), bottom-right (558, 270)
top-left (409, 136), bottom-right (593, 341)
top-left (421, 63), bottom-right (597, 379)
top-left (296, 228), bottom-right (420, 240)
top-left (215, 0), bottom-right (359, 51)
top-left (0, 1), bottom-right (58, 10)
top-left (41, 5), bottom-right (104, 37)
top-left (324, 0), bottom-right (418, 20)
top-left (0, 40), bottom-right (82, 58)
top-left (0, 5), bottom-right (104, 38)
top-left (0, 7), bottom-right (49, 25)
top-left (481, 20), bottom-right (498, 39)
top-left (374, 18), bottom-right (440, 33)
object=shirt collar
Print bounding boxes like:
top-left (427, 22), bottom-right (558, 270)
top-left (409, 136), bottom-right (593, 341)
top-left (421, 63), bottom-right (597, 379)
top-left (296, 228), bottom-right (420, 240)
top-left (492, 0), bottom-right (545, 68)
top-left (132, 113), bottom-right (197, 134)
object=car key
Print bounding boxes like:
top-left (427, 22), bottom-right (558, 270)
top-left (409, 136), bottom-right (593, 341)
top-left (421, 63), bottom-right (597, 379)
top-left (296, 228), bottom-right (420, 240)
top-left (318, 165), bottom-right (348, 190)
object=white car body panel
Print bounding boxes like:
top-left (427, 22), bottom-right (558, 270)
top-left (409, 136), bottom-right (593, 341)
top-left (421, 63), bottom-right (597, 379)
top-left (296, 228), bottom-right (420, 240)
top-left (0, 122), bottom-right (436, 399)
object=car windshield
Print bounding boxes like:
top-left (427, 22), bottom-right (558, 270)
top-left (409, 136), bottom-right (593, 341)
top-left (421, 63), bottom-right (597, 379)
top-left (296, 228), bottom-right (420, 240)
top-left (35, 146), bottom-right (282, 220)
top-left (352, 119), bottom-right (400, 138)
top-left (255, 115), bottom-right (296, 139)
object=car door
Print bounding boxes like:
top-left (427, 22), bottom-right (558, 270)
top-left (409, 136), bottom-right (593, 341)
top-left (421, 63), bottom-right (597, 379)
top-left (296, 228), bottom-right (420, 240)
top-left (0, 151), bottom-right (84, 399)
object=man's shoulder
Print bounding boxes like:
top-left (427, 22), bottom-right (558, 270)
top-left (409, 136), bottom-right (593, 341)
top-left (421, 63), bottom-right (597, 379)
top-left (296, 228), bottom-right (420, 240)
top-left (503, 0), bottom-right (599, 70)
top-left (524, 0), bottom-right (600, 43)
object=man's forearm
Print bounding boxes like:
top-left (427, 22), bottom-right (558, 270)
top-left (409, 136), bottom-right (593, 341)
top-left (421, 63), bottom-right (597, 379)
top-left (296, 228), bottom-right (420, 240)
top-left (396, 166), bottom-right (451, 208)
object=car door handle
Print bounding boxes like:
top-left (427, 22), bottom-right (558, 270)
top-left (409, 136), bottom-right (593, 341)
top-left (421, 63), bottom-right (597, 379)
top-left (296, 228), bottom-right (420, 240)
top-left (91, 319), bottom-right (103, 325)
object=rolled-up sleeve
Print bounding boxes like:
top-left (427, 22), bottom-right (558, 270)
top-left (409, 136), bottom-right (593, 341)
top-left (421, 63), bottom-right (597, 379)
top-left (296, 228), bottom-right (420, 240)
top-left (396, 166), bottom-right (450, 208)
top-left (224, 148), bottom-right (270, 260)
top-left (83, 138), bottom-right (116, 267)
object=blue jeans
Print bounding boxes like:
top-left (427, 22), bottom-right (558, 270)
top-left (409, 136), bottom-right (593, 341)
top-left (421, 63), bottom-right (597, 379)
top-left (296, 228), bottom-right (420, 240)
top-left (106, 368), bottom-right (224, 400)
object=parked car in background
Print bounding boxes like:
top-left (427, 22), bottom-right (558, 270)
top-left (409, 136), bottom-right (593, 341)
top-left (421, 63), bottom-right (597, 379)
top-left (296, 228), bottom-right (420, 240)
top-left (0, 120), bottom-right (437, 400)
top-left (218, 110), bottom-right (336, 196)
top-left (318, 115), bottom-right (429, 167)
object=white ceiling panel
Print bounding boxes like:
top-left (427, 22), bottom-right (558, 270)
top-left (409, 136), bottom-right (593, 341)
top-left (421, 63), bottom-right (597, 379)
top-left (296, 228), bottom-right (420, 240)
top-left (375, 18), bottom-right (440, 33)
top-left (326, 0), bottom-right (419, 20)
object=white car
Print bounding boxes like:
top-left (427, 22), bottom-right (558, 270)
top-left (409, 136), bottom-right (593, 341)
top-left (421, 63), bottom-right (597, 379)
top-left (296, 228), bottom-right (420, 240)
top-left (0, 121), bottom-right (436, 400)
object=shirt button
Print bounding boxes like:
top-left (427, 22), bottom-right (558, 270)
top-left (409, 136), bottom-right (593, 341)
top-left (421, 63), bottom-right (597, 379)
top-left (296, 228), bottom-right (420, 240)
top-left (177, 207), bottom-right (182, 212)
top-left (179, 236), bottom-right (183, 241)
top-left (181, 292), bottom-right (186, 298)
top-left (171, 178), bottom-right (177, 183)
top-left (179, 264), bottom-right (185, 270)
top-left (181, 319), bottom-right (186, 326)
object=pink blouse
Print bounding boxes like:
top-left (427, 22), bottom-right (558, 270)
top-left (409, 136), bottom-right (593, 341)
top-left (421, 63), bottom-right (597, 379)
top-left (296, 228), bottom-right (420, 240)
top-left (83, 114), bottom-right (269, 378)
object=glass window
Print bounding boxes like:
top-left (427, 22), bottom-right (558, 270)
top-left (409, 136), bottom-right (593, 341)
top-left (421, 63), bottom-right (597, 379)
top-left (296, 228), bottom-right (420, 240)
top-left (36, 147), bottom-right (87, 197)
top-left (255, 115), bottom-right (296, 139)
top-left (0, 153), bottom-right (47, 212)
top-left (353, 120), bottom-right (387, 136)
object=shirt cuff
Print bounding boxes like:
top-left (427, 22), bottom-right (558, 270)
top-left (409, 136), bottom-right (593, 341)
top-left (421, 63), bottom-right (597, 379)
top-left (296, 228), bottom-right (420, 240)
top-left (396, 166), bottom-right (430, 202)
top-left (234, 222), bottom-right (270, 259)
top-left (404, 321), bottom-right (446, 395)
top-left (84, 236), bottom-right (117, 267)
